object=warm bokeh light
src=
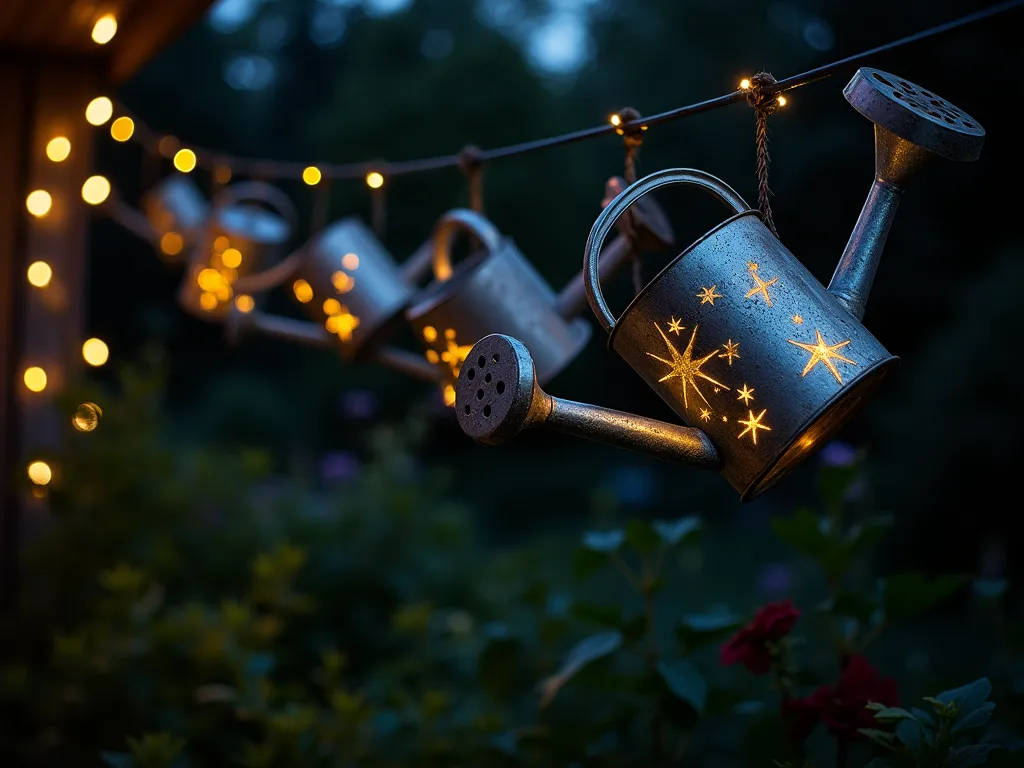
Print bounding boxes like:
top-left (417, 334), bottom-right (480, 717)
top-left (213, 235), bottom-right (230, 252)
top-left (85, 96), bottom-right (113, 126)
top-left (302, 166), bottom-right (322, 185)
top-left (27, 460), bottom-right (52, 486)
top-left (72, 402), bottom-right (102, 432)
top-left (610, 113), bottom-right (621, 126)
top-left (197, 268), bottom-right (224, 291)
top-left (215, 166), bottom-right (232, 185)
top-left (26, 190), bottom-right (52, 218)
top-left (91, 14), bottom-right (117, 44)
top-left (235, 294), bottom-right (255, 313)
top-left (157, 136), bottom-right (179, 157)
top-left (199, 292), bottom-right (218, 311)
top-left (110, 116), bottom-right (135, 142)
top-left (82, 338), bottom-right (109, 366)
top-left (46, 136), bottom-right (71, 162)
top-left (342, 252), bottom-right (360, 271)
top-left (174, 149), bottom-right (197, 173)
top-left (160, 232), bottom-right (183, 256)
top-left (82, 176), bottom-right (111, 205)
top-left (27, 261), bottom-right (53, 288)
top-left (443, 384), bottom-right (456, 407)
top-left (365, 171), bottom-right (384, 189)
top-left (293, 279), bottom-right (313, 303)
top-left (221, 247), bottom-right (242, 268)
top-left (323, 298), bottom-right (342, 315)
top-left (23, 366), bottom-right (47, 392)
top-left (740, 78), bottom-right (751, 90)
top-left (777, 95), bottom-right (788, 107)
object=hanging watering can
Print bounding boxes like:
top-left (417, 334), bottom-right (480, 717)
top-left (141, 176), bottom-right (210, 257)
top-left (453, 67), bottom-right (984, 501)
top-left (405, 178), bottom-right (674, 403)
top-left (177, 181), bottom-right (298, 319)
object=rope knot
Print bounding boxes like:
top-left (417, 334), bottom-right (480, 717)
top-left (745, 72), bottom-right (781, 116)
top-left (614, 106), bottom-right (645, 149)
top-left (457, 144), bottom-right (484, 176)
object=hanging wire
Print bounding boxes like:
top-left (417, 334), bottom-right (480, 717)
top-left (108, 0), bottom-right (1020, 183)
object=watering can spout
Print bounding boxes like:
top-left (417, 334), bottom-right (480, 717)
top-left (826, 68), bottom-right (985, 321)
top-left (455, 334), bottom-right (721, 470)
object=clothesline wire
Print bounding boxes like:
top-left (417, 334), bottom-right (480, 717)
top-left (116, 0), bottom-right (1021, 182)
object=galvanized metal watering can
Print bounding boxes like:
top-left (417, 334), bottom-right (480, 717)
top-left (454, 67), bottom-right (985, 501)
top-left (177, 181), bottom-right (297, 319)
top-left (406, 179), bottom-right (674, 403)
top-left (141, 176), bottom-right (210, 257)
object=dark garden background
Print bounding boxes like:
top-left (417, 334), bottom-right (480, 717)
top-left (2, 0), bottom-right (1022, 765)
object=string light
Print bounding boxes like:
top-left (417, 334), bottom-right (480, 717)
top-left (45, 137), bottom-right (71, 162)
top-left (221, 248), bottom-right (242, 268)
top-left (82, 338), bottom-right (109, 367)
top-left (234, 294), bottom-right (255, 313)
top-left (365, 171), bottom-right (384, 189)
top-left (110, 116), bottom-right (135, 142)
top-left (173, 149), bottom-right (197, 173)
top-left (25, 190), bottom-right (52, 218)
top-left (302, 166), bottom-right (322, 185)
top-left (27, 461), bottom-right (52, 486)
top-left (777, 95), bottom-right (788, 107)
top-left (81, 175), bottom-right (111, 205)
top-left (27, 261), bottom-right (53, 288)
top-left (23, 367), bottom-right (47, 393)
top-left (91, 14), bottom-right (117, 44)
top-left (293, 279), bottom-right (314, 303)
top-left (740, 78), bottom-right (751, 90)
top-left (85, 96), bottom-right (113, 126)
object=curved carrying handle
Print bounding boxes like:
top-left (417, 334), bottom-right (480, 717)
top-left (431, 209), bottom-right (504, 281)
top-left (583, 168), bottom-right (751, 334)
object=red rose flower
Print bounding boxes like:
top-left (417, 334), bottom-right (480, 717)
top-left (782, 654), bottom-right (900, 744)
top-left (719, 600), bottom-right (801, 675)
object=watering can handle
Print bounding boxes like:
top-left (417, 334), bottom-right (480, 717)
top-left (431, 209), bottom-right (504, 282)
top-left (583, 168), bottom-right (751, 334)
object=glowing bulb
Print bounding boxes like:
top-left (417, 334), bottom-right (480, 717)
top-left (199, 292), bottom-right (218, 311)
top-left (197, 268), bottom-right (223, 292)
top-left (85, 96), bottom-right (113, 126)
top-left (27, 261), bottom-right (53, 287)
top-left (160, 232), bottom-right (183, 256)
top-left (610, 113), bottom-right (622, 126)
top-left (110, 116), bottom-right (134, 142)
top-left (26, 190), bottom-right (52, 217)
top-left (46, 136), bottom-right (71, 162)
top-left (323, 298), bottom-right (341, 315)
top-left (221, 248), bottom-right (242, 268)
top-left (91, 14), bottom-right (117, 44)
top-left (740, 78), bottom-right (751, 90)
top-left (293, 279), bottom-right (313, 303)
top-left (365, 171), bottom-right (384, 189)
top-left (27, 461), bottom-right (52, 486)
top-left (81, 176), bottom-right (111, 205)
top-left (442, 384), bottom-right (456, 407)
top-left (234, 294), bottom-right (255, 313)
top-left (72, 402), bottom-right (102, 432)
top-left (302, 166), bottom-right (322, 185)
top-left (82, 338), bottom-right (109, 367)
top-left (777, 95), bottom-right (788, 107)
top-left (341, 252), bottom-right (359, 271)
top-left (173, 149), bottom-right (197, 173)
top-left (23, 367), bottom-right (47, 392)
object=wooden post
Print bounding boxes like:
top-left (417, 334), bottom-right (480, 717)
top-left (0, 61), bottom-right (99, 614)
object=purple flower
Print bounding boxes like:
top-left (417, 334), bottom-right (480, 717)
top-left (819, 440), bottom-right (857, 468)
top-left (757, 562), bottom-right (793, 597)
top-left (320, 451), bottom-right (362, 484)
top-left (339, 389), bottom-right (378, 420)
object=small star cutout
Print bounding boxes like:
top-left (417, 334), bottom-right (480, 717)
top-left (787, 328), bottom-right (857, 385)
top-left (699, 408), bottom-right (711, 422)
top-left (719, 339), bottom-right (740, 366)
top-left (747, 262), bottom-right (759, 271)
top-left (736, 384), bottom-right (755, 405)
top-left (738, 408), bottom-right (772, 445)
top-left (713, 387), bottom-right (721, 394)
top-left (793, 314), bottom-right (804, 325)
top-left (667, 317), bottom-right (685, 335)
top-left (721, 415), bottom-right (728, 422)
top-left (697, 285), bottom-right (723, 306)
top-left (745, 264), bottom-right (779, 307)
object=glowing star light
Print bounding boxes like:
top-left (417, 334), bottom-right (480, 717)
top-left (736, 384), bottom-right (755, 405)
top-left (738, 409), bottom-right (771, 444)
top-left (667, 317), bottom-right (684, 335)
top-left (719, 339), bottom-right (740, 366)
top-left (744, 262), bottom-right (779, 307)
top-left (792, 314), bottom-right (804, 325)
top-left (699, 408), bottom-right (712, 422)
top-left (647, 323), bottom-right (730, 410)
top-left (697, 285), bottom-right (723, 306)
top-left (440, 328), bottom-right (473, 377)
top-left (787, 328), bottom-right (857, 385)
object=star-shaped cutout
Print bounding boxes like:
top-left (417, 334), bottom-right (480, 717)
top-left (440, 328), bottom-right (473, 377)
top-left (699, 408), bottom-right (711, 422)
top-left (745, 264), bottom-right (779, 307)
top-left (792, 314), bottom-right (804, 325)
top-left (787, 328), bottom-right (857, 385)
top-left (737, 409), bottom-right (772, 445)
top-left (736, 384), bottom-right (755, 405)
top-left (646, 323), bottom-right (730, 410)
top-left (719, 339), bottom-right (740, 366)
top-left (721, 415), bottom-right (728, 422)
top-left (697, 285), bottom-right (723, 306)
top-left (667, 317), bottom-right (684, 335)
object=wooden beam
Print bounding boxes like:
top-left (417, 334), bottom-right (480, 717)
top-left (0, 60), bottom-right (99, 614)
top-left (107, 0), bottom-right (216, 84)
